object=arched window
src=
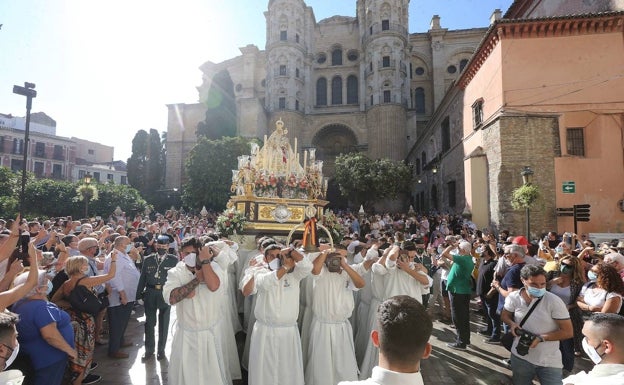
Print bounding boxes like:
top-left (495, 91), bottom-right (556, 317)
top-left (316, 78), bottom-right (327, 106)
top-left (332, 76), bottom-right (342, 105)
top-left (332, 49), bottom-right (342, 66)
top-left (347, 75), bottom-right (358, 104)
top-left (415, 87), bottom-right (425, 113)
top-left (459, 59), bottom-right (469, 72)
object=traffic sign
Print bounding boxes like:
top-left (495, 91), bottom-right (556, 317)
top-left (574, 204), bottom-right (590, 222)
top-left (562, 181), bottom-right (575, 194)
top-left (556, 207), bottom-right (573, 216)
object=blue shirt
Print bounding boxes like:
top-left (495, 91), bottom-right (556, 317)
top-left (104, 251), bottom-right (141, 306)
top-left (13, 299), bottom-right (74, 369)
top-left (498, 263), bottom-right (525, 311)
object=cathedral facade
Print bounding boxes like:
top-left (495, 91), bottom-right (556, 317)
top-left (165, 0), bottom-right (489, 192)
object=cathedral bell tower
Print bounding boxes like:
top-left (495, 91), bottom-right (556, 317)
top-left (358, 0), bottom-right (410, 161)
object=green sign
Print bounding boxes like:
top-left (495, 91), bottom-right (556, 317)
top-left (562, 181), bottom-right (575, 194)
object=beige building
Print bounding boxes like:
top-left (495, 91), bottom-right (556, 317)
top-left (165, 0), bottom-right (488, 193)
top-left (408, 0), bottom-right (624, 236)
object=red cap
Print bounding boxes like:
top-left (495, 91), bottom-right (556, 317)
top-left (513, 236), bottom-right (529, 246)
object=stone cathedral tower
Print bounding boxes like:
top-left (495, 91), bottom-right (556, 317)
top-left (358, 0), bottom-right (410, 161)
top-left (264, 0), bottom-right (314, 143)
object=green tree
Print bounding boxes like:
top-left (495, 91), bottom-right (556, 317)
top-left (333, 153), bottom-right (412, 209)
top-left (0, 167), bottom-right (20, 217)
top-left (87, 182), bottom-right (149, 218)
top-left (196, 70), bottom-right (237, 139)
top-left (127, 128), bottom-right (165, 201)
top-left (183, 136), bottom-right (256, 210)
top-left (23, 178), bottom-right (77, 217)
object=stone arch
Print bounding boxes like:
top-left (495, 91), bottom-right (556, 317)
top-left (311, 124), bottom-right (359, 176)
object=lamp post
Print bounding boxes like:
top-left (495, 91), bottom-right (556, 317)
top-left (12, 82), bottom-right (37, 215)
top-left (520, 166), bottom-right (534, 239)
top-left (83, 172), bottom-right (93, 217)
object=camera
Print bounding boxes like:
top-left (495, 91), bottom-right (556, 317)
top-left (324, 252), bottom-right (342, 273)
top-left (515, 328), bottom-right (537, 356)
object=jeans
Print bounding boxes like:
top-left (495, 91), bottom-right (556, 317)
top-left (108, 302), bottom-right (134, 354)
top-left (480, 294), bottom-right (501, 339)
top-left (559, 338), bottom-right (575, 372)
top-left (34, 358), bottom-right (67, 385)
top-left (510, 354), bottom-right (562, 385)
top-left (449, 292), bottom-right (471, 346)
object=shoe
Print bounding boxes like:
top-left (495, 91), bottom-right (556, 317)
top-left (95, 338), bottom-right (108, 345)
top-left (484, 337), bottom-right (501, 344)
top-left (157, 351), bottom-right (166, 360)
top-left (142, 352), bottom-right (154, 361)
top-left (500, 358), bottom-right (511, 368)
top-left (121, 341), bottom-right (133, 348)
top-left (446, 342), bottom-right (467, 350)
top-left (108, 351), bottom-right (129, 359)
top-left (82, 374), bottom-right (101, 384)
top-left (477, 328), bottom-right (492, 337)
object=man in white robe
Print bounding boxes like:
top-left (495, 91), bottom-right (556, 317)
top-left (248, 245), bottom-right (312, 385)
top-left (163, 239), bottom-right (231, 385)
top-left (304, 247), bottom-right (366, 385)
top-left (375, 244), bottom-right (432, 302)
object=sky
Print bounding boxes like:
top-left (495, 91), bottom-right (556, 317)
top-left (0, 0), bottom-right (514, 161)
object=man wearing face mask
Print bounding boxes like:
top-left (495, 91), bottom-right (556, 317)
top-left (0, 310), bottom-right (22, 383)
top-left (501, 265), bottom-right (572, 385)
top-left (104, 236), bottom-right (141, 359)
top-left (562, 313), bottom-right (624, 384)
top-left (248, 244), bottom-right (312, 385)
top-left (137, 236), bottom-right (178, 361)
top-left (304, 248), bottom-right (366, 385)
top-left (164, 236), bottom-right (228, 385)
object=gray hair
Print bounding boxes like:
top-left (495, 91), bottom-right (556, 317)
top-left (13, 269), bottom-right (47, 298)
top-left (505, 244), bottom-right (525, 257)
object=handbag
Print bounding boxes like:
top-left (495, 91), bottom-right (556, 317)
top-left (501, 294), bottom-right (543, 351)
top-left (68, 277), bottom-right (103, 316)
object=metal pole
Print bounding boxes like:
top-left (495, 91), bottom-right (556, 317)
top-left (85, 196), bottom-right (89, 218)
top-left (526, 206), bottom-right (530, 240)
top-left (18, 95), bottom-right (33, 215)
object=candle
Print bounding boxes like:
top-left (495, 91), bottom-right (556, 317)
top-left (303, 150), bottom-right (308, 171)
top-left (294, 138), bottom-right (297, 155)
top-left (324, 179), bottom-right (328, 191)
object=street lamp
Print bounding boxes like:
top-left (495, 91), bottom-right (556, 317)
top-left (12, 82), bottom-right (37, 215)
top-left (520, 166), bottom-right (534, 239)
top-left (83, 172), bottom-right (93, 217)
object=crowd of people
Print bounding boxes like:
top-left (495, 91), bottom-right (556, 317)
top-left (0, 209), bottom-right (622, 385)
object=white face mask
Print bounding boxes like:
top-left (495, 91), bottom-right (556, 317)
top-left (437, 246), bottom-right (444, 254)
top-left (268, 258), bottom-right (281, 271)
top-left (3, 342), bottom-right (19, 369)
top-left (183, 253), bottom-right (197, 267)
top-left (125, 244), bottom-right (133, 253)
top-left (582, 337), bottom-right (604, 365)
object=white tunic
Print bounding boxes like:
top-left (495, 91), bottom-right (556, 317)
top-left (352, 263), bottom-right (373, 366)
top-left (375, 260), bottom-right (429, 302)
top-left (249, 258), bottom-right (312, 385)
top-left (163, 262), bottom-right (231, 385)
top-left (305, 265), bottom-right (360, 385)
top-left (359, 264), bottom-right (387, 380)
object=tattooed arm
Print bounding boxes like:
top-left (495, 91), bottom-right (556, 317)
top-left (168, 277), bottom-right (200, 305)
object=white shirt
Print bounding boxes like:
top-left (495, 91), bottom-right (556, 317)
top-left (504, 290), bottom-right (570, 368)
top-left (105, 251), bottom-right (140, 306)
top-left (338, 366), bottom-right (425, 385)
top-left (563, 364), bottom-right (624, 385)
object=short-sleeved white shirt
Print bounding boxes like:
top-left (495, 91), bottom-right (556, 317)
top-left (582, 286), bottom-right (623, 313)
top-left (504, 289), bottom-right (570, 368)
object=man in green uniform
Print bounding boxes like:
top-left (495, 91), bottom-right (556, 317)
top-left (137, 235), bottom-right (178, 361)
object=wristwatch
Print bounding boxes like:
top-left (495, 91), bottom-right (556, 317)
top-left (537, 335), bottom-right (545, 342)
top-left (199, 259), bottom-right (212, 265)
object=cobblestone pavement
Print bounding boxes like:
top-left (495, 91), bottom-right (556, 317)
top-left (92, 299), bottom-right (593, 384)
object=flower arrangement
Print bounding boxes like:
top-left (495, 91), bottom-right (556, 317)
top-left (511, 184), bottom-right (540, 210)
top-left (320, 210), bottom-right (346, 244)
top-left (75, 184), bottom-right (99, 202)
top-left (254, 173), bottom-right (278, 197)
top-left (281, 174), bottom-right (309, 199)
top-left (216, 208), bottom-right (247, 236)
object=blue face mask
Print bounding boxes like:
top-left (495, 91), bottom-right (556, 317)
top-left (526, 286), bottom-right (546, 298)
top-left (555, 246), bottom-right (564, 254)
top-left (46, 280), bottom-right (53, 295)
top-left (125, 244), bottom-right (133, 253)
top-left (587, 271), bottom-right (598, 281)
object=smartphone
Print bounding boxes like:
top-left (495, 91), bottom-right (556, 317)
top-left (19, 234), bottom-right (30, 254)
top-left (95, 216), bottom-right (101, 220)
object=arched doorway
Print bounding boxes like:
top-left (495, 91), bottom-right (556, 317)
top-left (311, 124), bottom-right (358, 209)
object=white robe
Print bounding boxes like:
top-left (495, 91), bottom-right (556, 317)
top-left (376, 259), bottom-right (430, 302)
top-left (305, 265), bottom-right (360, 385)
top-left (353, 265), bottom-right (372, 366)
top-left (213, 250), bottom-right (243, 380)
top-left (163, 262), bottom-right (231, 385)
top-left (359, 264), bottom-right (387, 380)
top-left (240, 263), bottom-right (265, 370)
top-left (248, 258), bottom-right (312, 385)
